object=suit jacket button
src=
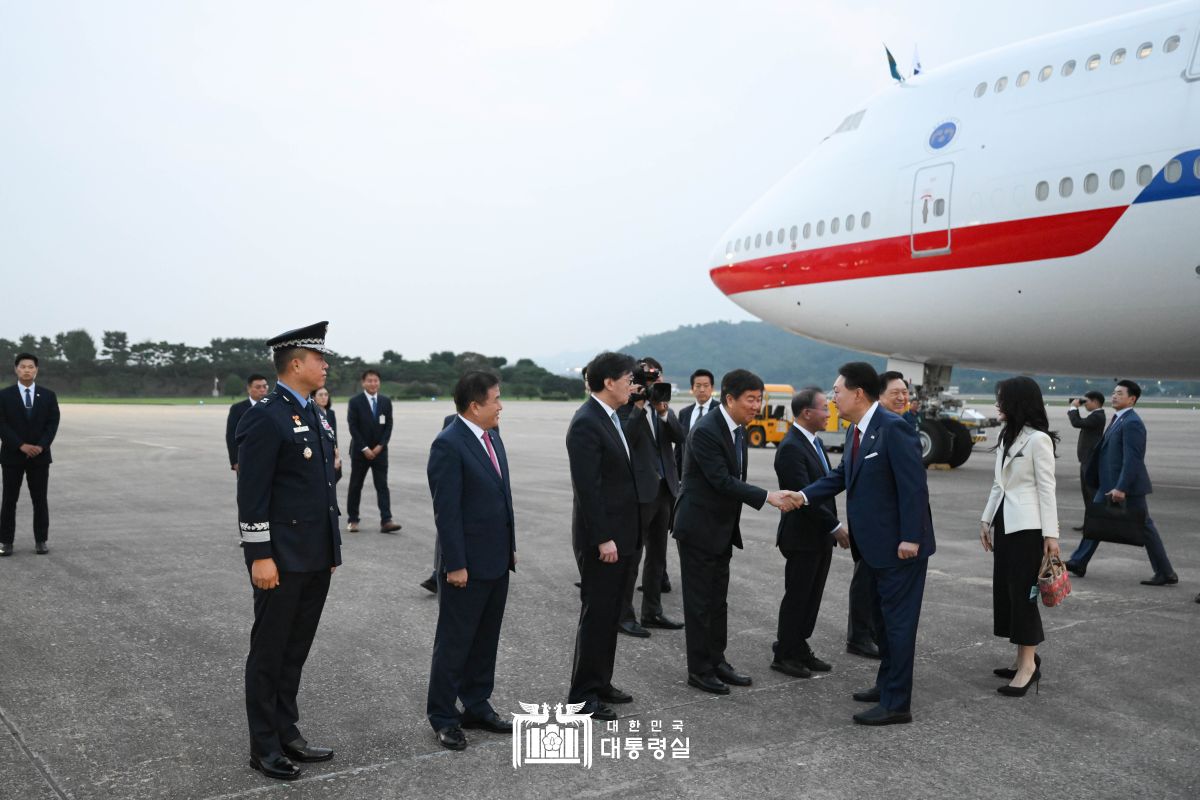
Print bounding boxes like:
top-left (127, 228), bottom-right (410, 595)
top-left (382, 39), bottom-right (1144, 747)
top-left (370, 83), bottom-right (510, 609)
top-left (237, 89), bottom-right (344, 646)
top-left (329, 505), bottom-right (335, 512)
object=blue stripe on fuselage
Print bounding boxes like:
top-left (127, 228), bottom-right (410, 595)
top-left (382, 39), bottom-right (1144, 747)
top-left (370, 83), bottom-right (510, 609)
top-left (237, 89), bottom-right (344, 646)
top-left (1132, 149), bottom-right (1200, 204)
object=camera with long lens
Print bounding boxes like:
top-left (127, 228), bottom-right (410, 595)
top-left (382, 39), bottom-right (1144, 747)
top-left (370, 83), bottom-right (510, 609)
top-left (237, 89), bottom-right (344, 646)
top-left (632, 362), bottom-right (672, 404)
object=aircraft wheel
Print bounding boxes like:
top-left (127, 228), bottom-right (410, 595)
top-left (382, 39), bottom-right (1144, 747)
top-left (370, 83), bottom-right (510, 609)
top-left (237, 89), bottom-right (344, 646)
top-left (942, 418), bottom-right (975, 468)
top-left (917, 418), bottom-right (952, 466)
top-left (747, 426), bottom-right (766, 448)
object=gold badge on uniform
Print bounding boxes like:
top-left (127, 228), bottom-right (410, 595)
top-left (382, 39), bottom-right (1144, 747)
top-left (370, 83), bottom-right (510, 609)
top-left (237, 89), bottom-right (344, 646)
top-left (302, 447), bottom-right (313, 460)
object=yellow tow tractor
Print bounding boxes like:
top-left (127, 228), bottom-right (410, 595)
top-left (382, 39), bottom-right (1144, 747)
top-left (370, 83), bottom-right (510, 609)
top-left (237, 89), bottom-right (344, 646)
top-left (745, 384), bottom-right (850, 448)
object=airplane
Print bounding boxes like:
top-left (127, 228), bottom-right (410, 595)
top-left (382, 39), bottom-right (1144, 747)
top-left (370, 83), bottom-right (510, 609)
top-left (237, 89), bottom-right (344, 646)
top-left (708, 0), bottom-right (1200, 467)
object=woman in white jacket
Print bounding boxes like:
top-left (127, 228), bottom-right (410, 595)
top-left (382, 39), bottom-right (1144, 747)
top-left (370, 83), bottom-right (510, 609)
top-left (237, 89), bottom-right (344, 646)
top-left (980, 376), bottom-right (1060, 697)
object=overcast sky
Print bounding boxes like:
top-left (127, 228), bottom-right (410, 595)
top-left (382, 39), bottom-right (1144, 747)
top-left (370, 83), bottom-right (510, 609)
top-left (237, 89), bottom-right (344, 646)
top-left (0, 0), bottom-right (1153, 365)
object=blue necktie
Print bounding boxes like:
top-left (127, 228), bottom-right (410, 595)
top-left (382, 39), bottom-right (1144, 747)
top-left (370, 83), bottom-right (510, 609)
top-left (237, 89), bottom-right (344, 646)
top-left (610, 412), bottom-right (630, 457)
top-left (370, 395), bottom-right (378, 420)
top-left (24, 387), bottom-right (32, 417)
top-left (733, 427), bottom-right (744, 476)
top-left (814, 436), bottom-right (831, 474)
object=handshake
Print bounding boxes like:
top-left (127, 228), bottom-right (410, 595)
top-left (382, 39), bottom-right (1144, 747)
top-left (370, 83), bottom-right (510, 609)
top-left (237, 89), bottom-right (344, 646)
top-left (766, 490), bottom-right (806, 512)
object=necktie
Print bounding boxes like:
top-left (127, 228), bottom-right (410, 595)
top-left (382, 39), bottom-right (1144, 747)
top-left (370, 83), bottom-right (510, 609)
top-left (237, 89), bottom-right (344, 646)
top-left (1104, 414), bottom-right (1120, 438)
top-left (610, 412), bottom-right (630, 458)
top-left (851, 426), bottom-right (861, 463)
top-left (814, 436), bottom-right (831, 474)
top-left (370, 395), bottom-right (378, 420)
top-left (482, 432), bottom-right (502, 477)
top-left (652, 413), bottom-right (664, 478)
top-left (697, 403), bottom-right (705, 419)
top-left (734, 427), bottom-right (744, 476)
top-left (24, 387), bottom-right (32, 417)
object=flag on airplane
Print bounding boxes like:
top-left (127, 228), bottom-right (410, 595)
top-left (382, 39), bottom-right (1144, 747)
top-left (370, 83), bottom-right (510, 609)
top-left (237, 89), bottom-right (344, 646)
top-left (912, 45), bottom-right (923, 76)
top-left (885, 45), bottom-right (904, 82)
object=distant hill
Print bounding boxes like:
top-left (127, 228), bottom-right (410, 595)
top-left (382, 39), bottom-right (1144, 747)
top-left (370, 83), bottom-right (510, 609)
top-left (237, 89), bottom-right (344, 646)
top-left (619, 321), bottom-right (1200, 397)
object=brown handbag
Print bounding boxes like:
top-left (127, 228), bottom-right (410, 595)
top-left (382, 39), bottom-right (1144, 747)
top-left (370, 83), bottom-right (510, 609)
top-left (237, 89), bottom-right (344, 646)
top-left (1038, 553), bottom-right (1071, 607)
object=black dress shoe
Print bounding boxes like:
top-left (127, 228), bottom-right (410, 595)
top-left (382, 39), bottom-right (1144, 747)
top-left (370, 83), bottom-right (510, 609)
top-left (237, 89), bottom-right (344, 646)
top-left (0, 543), bottom-right (12, 556)
top-left (35, 542), bottom-right (48, 555)
top-left (1140, 574), bottom-right (1179, 586)
top-left (580, 701), bottom-right (617, 721)
top-left (852, 704), bottom-right (912, 726)
top-left (436, 725), bottom-right (468, 750)
top-left (618, 620), bottom-right (651, 638)
top-left (1065, 561), bottom-right (1086, 578)
top-left (1072, 524), bottom-right (1085, 532)
top-left (420, 575), bottom-right (438, 594)
top-left (641, 614), bottom-right (683, 630)
top-left (687, 672), bottom-right (730, 695)
top-left (769, 658), bottom-right (812, 679)
top-left (598, 685), bottom-right (633, 704)
top-left (714, 662), bottom-right (752, 686)
top-left (282, 737), bottom-right (334, 762)
top-left (461, 711), bottom-right (512, 733)
top-left (852, 686), bottom-right (881, 703)
top-left (250, 752), bottom-right (301, 780)
top-left (798, 646), bottom-right (832, 673)
top-left (846, 640), bottom-right (880, 659)
top-left (993, 653), bottom-right (1040, 679)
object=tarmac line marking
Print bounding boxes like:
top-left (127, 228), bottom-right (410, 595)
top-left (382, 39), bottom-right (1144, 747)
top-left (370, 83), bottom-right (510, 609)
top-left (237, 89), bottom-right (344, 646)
top-left (0, 702), bottom-right (73, 800)
top-left (1155, 483), bottom-right (1200, 490)
top-left (130, 440), bottom-right (181, 450)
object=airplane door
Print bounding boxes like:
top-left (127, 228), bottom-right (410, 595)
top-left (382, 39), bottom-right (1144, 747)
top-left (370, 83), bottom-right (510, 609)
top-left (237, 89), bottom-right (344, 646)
top-left (1188, 28), bottom-right (1200, 79)
top-left (911, 163), bottom-right (953, 257)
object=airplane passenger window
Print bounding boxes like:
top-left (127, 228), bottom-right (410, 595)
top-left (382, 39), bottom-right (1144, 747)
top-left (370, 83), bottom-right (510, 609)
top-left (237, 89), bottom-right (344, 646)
top-left (1059, 177), bottom-right (1073, 197)
top-left (803, 223), bottom-right (812, 239)
top-left (933, 198), bottom-right (946, 217)
top-left (1039, 65), bottom-right (1053, 81)
top-left (1035, 181), bottom-right (1049, 201)
top-left (778, 227), bottom-right (785, 243)
top-left (861, 211), bottom-right (871, 229)
top-left (974, 82), bottom-right (987, 98)
top-left (1110, 169), bottom-right (1125, 190)
top-left (846, 214), bottom-right (856, 231)
top-left (816, 220), bottom-right (825, 236)
top-left (1137, 165), bottom-right (1153, 186)
top-left (1138, 42), bottom-right (1153, 59)
top-left (734, 239), bottom-right (740, 253)
top-left (744, 236), bottom-right (751, 250)
top-left (1194, 157), bottom-right (1200, 180)
top-left (1165, 159), bottom-right (1183, 183)
top-left (994, 76), bottom-right (1008, 92)
top-left (1084, 173), bottom-right (1099, 193)
top-left (1017, 71), bottom-right (1031, 87)
top-left (831, 217), bottom-right (840, 234)
top-left (790, 225), bottom-right (798, 242)
top-left (1164, 35), bottom-right (1181, 53)
top-left (1086, 54), bottom-right (1101, 71)
top-left (755, 233), bottom-right (762, 248)
top-left (766, 230), bottom-right (774, 246)
top-left (1062, 59), bottom-right (1076, 76)
top-left (1111, 48), bottom-right (1126, 65)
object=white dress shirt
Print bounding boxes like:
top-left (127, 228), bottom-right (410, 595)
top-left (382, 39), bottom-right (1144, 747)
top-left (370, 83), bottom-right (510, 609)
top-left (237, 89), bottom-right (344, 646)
top-left (457, 414), bottom-right (496, 463)
top-left (591, 395), bottom-right (630, 458)
top-left (793, 422), bottom-right (843, 534)
top-left (17, 382), bottom-right (36, 408)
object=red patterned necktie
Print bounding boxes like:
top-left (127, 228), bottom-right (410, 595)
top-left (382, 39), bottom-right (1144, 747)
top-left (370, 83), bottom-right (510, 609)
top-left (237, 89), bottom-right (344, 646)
top-left (482, 432), bottom-right (502, 477)
top-left (851, 426), bottom-right (861, 463)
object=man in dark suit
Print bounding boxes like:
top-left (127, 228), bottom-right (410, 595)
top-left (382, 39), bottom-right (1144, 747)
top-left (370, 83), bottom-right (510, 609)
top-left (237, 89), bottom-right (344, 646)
top-left (346, 369), bottom-right (401, 533)
top-left (673, 369), bottom-right (798, 695)
top-left (1066, 380), bottom-right (1177, 585)
top-left (426, 372), bottom-right (516, 751)
top-left (1066, 391), bottom-right (1105, 531)
top-left (798, 362), bottom-right (935, 726)
top-left (566, 351), bottom-right (641, 721)
top-left (227, 374), bottom-right (270, 472)
top-left (236, 322), bottom-right (341, 780)
top-left (0, 353), bottom-right (61, 557)
top-left (771, 387), bottom-right (850, 679)
top-left (675, 369), bottom-right (717, 477)
top-left (617, 357), bottom-right (685, 637)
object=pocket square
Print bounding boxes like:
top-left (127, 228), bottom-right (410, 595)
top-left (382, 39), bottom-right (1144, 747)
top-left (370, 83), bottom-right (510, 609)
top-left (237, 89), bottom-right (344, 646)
top-left (864, 452), bottom-right (879, 460)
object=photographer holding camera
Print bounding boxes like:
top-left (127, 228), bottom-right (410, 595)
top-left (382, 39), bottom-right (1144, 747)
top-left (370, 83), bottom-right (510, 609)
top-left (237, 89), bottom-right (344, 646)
top-left (617, 357), bottom-right (686, 636)
top-left (1065, 391), bottom-right (1105, 531)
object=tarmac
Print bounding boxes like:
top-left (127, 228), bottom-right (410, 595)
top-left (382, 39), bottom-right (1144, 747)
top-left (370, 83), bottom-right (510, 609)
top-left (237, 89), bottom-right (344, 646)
top-left (1, 400), bottom-right (1197, 800)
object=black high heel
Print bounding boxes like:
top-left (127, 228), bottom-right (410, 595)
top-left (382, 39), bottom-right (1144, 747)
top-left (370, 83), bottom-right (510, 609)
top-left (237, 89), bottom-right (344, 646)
top-left (993, 653), bottom-right (1040, 679)
top-left (997, 668), bottom-right (1041, 697)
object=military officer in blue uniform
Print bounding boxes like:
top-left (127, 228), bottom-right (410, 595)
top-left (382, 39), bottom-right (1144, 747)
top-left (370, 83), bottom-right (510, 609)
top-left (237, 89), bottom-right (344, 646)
top-left (236, 321), bottom-right (342, 781)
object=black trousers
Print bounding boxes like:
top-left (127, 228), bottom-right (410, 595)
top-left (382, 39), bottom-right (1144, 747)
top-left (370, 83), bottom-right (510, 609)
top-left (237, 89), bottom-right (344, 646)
top-left (245, 569), bottom-right (331, 756)
top-left (427, 572), bottom-right (509, 730)
top-left (621, 481), bottom-right (673, 623)
top-left (346, 454), bottom-right (391, 523)
top-left (677, 540), bottom-right (731, 677)
top-left (776, 543), bottom-right (833, 660)
top-left (847, 555), bottom-right (882, 647)
top-left (1078, 461), bottom-right (1098, 514)
top-left (991, 507), bottom-right (1044, 646)
top-left (1, 462), bottom-right (50, 545)
top-left (568, 551), bottom-right (631, 703)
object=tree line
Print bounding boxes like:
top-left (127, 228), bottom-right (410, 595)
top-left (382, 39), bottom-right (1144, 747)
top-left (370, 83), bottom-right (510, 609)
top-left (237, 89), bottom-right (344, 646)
top-left (0, 330), bottom-right (582, 400)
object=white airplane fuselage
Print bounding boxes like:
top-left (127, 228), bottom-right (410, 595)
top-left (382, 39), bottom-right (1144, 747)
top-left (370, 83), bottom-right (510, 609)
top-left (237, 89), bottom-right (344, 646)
top-left (710, 1), bottom-right (1200, 380)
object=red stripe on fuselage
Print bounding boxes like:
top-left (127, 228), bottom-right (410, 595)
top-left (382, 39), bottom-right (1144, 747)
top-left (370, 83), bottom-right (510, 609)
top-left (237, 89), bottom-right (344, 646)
top-left (709, 205), bottom-right (1127, 295)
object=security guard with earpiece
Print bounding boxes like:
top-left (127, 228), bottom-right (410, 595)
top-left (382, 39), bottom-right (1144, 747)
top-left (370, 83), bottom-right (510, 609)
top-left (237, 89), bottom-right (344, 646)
top-left (235, 321), bottom-right (342, 781)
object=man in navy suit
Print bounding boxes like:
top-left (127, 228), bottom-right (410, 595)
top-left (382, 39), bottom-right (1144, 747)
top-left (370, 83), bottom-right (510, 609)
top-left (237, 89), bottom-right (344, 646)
top-left (0, 353), bottom-right (61, 556)
top-left (346, 369), bottom-right (401, 533)
top-left (798, 362), bottom-right (935, 725)
top-left (672, 369), bottom-right (798, 695)
top-left (771, 387), bottom-right (850, 679)
top-left (426, 372), bottom-right (516, 751)
top-left (226, 374), bottom-right (270, 472)
top-left (1066, 380), bottom-right (1177, 586)
top-left (566, 351), bottom-right (641, 721)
